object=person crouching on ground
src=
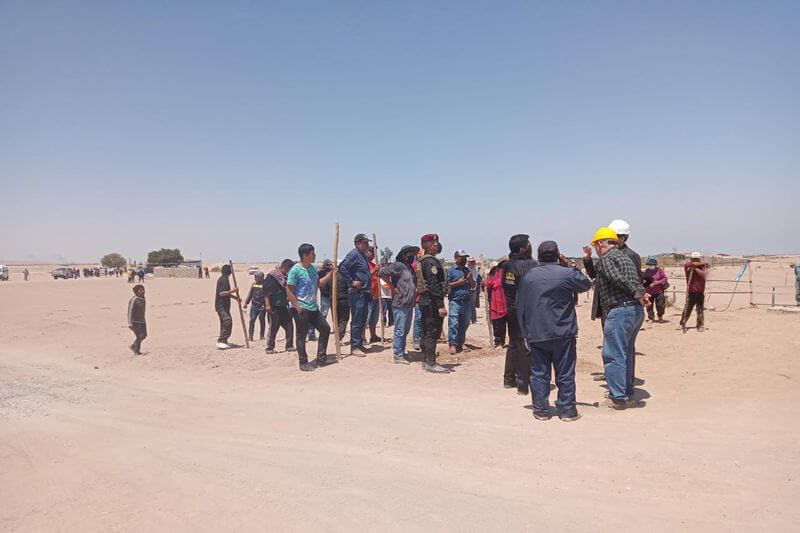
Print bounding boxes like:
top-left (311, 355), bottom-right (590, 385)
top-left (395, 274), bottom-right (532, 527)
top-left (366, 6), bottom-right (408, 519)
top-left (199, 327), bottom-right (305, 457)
top-left (643, 257), bottom-right (669, 323)
top-left (680, 252), bottom-right (707, 332)
top-left (286, 243), bottom-right (336, 372)
top-left (517, 241), bottom-right (591, 421)
top-left (447, 249), bottom-right (475, 354)
top-left (584, 227), bottom-right (649, 410)
top-left (379, 245), bottom-right (419, 364)
top-left (128, 284), bottom-right (147, 355)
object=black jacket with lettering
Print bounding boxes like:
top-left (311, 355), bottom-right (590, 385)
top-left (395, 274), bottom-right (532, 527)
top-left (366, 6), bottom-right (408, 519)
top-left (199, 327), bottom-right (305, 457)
top-left (501, 253), bottom-right (538, 312)
top-left (419, 256), bottom-right (447, 309)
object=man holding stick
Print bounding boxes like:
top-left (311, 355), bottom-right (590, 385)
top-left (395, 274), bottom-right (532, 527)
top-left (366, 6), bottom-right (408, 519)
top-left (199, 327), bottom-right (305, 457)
top-left (417, 234), bottom-right (451, 374)
top-left (340, 233), bottom-right (373, 356)
top-left (215, 264), bottom-right (239, 349)
top-left (286, 244), bottom-right (335, 372)
top-left (680, 252), bottom-right (707, 332)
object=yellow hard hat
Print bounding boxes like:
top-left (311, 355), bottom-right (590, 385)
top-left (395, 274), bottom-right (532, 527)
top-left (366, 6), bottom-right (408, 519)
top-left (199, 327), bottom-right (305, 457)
top-left (591, 227), bottom-right (619, 244)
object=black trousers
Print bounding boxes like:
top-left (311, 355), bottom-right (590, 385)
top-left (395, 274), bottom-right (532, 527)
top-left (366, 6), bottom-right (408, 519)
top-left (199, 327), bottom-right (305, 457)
top-left (336, 298), bottom-right (350, 341)
top-left (131, 322), bottom-right (147, 353)
top-left (217, 307), bottom-right (232, 343)
top-left (681, 292), bottom-right (705, 327)
top-left (420, 302), bottom-right (444, 365)
top-left (492, 315), bottom-right (507, 346)
top-left (647, 292), bottom-right (666, 319)
top-left (267, 307), bottom-right (294, 351)
top-left (292, 309), bottom-right (330, 365)
top-left (248, 305), bottom-right (267, 339)
top-left (504, 309), bottom-right (530, 386)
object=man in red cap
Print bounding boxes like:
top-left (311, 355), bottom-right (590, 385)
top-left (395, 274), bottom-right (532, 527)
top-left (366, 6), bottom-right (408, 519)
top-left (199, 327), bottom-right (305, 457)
top-left (416, 234), bottom-right (451, 373)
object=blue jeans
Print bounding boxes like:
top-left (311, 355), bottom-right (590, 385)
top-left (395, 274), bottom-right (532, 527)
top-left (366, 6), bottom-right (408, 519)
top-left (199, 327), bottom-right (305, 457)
top-left (530, 337), bottom-right (577, 415)
top-left (470, 290), bottom-right (478, 323)
top-left (348, 290), bottom-right (370, 347)
top-left (309, 295), bottom-right (331, 340)
top-left (602, 305), bottom-right (644, 402)
top-left (392, 306), bottom-right (413, 357)
top-left (447, 298), bottom-right (471, 347)
top-left (364, 296), bottom-right (379, 328)
top-left (413, 303), bottom-right (422, 344)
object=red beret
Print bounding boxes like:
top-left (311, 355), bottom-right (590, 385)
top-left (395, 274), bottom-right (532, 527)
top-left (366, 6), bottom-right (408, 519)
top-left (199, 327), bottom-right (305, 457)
top-left (420, 233), bottom-right (438, 244)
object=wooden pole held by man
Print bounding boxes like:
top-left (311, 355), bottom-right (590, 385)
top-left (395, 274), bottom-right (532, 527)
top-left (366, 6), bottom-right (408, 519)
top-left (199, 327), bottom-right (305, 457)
top-left (373, 233), bottom-right (385, 345)
top-left (331, 223), bottom-right (342, 360)
top-left (229, 260), bottom-right (250, 348)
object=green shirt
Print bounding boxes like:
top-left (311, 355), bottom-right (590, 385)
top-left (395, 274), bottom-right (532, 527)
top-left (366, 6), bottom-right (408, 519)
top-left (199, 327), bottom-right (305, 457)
top-left (287, 263), bottom-right (319, 311)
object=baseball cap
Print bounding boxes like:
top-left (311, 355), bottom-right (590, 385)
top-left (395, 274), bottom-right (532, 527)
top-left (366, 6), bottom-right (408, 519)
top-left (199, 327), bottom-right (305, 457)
top-left (690, 252), bottom-right (701, 259)
top-left (454, 249), bottom-right (468, 257)
top-left (537, 240), bottom-right (559, 262)
top-left (354, 233), bottom-right (372, 243)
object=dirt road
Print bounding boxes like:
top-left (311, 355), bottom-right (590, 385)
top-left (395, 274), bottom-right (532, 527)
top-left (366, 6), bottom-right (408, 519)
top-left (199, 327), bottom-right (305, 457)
top-left (1, 276), bottom-right (798, 531)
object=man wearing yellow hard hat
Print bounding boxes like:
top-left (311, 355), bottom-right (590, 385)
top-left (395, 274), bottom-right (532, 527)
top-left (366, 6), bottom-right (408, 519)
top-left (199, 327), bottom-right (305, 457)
top-left (583, 227), bottom-right (650, 410)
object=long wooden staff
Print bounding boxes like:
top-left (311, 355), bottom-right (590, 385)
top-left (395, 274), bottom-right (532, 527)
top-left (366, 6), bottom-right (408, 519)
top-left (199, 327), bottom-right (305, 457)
top-left (228, 260), bottom-right (250, 348)
top-left (483, 263), bottom-right (494, 345)
top-left (373, 233), bottom-right (385, 345)
top-left (331, 223), bottom-right (342, 360)
top-left (682, 266), bottom-right (694, 333)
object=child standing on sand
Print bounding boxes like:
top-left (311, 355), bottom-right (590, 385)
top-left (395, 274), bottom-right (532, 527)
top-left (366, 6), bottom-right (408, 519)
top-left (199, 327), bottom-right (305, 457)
top-left (128, 284), bottom-right (147, 355)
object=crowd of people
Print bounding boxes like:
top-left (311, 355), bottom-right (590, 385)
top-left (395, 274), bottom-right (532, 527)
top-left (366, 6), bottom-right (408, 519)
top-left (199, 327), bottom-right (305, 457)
top-left (127, 221), bottom-right (716, 421)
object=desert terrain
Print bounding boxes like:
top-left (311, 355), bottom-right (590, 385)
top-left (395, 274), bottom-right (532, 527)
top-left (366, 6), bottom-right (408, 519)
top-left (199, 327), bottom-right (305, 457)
top-left (1, 260), bottom-right (799, 531)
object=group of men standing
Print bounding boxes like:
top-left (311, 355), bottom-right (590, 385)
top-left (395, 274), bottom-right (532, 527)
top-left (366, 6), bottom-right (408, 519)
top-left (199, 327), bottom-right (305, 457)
top-left (124, 222), bottom-right (718, 420)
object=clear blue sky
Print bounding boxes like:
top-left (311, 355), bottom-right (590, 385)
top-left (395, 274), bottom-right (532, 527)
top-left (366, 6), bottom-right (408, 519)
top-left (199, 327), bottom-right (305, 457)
top-left (1, 1), bottom-right (797, 263)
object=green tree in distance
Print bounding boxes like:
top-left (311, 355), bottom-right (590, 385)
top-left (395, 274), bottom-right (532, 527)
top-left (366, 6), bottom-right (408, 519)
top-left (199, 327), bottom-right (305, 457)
top-left (100, 253), bottom-right (127, 269)
top-left (147, 248), bottom-right (184, 266)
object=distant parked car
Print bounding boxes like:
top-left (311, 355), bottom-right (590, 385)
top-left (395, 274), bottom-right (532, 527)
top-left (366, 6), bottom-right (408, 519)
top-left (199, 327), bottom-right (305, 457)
top-left (0, 265), bottom-right (9, 281)
top-left (52, 267), bottom-right (74, 279)
top-left (248, 266), bottom-right (261, 276)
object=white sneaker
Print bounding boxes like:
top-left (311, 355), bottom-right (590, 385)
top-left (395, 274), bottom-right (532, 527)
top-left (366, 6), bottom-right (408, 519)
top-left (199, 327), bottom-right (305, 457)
top-left (216, 342), bottom-right (230, 350)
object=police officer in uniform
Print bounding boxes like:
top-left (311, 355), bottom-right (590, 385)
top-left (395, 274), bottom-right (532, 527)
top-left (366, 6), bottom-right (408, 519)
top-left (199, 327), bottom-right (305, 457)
top-left (501, 234), bottom-right (538, 394)
top-left (417, 233), bottom-right (451, 374)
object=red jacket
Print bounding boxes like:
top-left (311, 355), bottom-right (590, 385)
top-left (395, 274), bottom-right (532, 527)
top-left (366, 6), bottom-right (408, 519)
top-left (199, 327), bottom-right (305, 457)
top-left (485, 270), bottom-right (507, 320)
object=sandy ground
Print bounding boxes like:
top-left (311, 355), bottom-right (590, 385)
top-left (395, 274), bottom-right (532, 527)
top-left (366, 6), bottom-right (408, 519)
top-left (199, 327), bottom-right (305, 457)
top-left (1, 266), bottom-right (799, 531)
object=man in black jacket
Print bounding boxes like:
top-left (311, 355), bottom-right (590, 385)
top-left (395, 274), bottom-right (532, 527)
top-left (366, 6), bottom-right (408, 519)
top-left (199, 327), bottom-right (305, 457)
top-left (417, 233), bottom-right (451, 374)
top-left (264, 259), bottom-right (295, 354)
top-left (501, 234), bottom-right (538, 394)
top-left (243, 271), bottom-right (267, 341)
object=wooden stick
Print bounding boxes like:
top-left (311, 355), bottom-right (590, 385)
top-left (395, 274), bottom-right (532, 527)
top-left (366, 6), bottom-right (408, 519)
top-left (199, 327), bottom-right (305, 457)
top-left (483, 263), bottom-right (494, 346)
top-left (331, 223), bottom-right (342, 360)
top-left (229, 260), bottom-right (250, 349)
top-left (373, 233), bottom-right (385, 345)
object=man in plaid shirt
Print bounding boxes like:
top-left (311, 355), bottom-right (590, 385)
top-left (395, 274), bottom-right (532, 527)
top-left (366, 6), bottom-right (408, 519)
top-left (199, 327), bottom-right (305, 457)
top-left (583, 227), bottom-right (649, 409)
